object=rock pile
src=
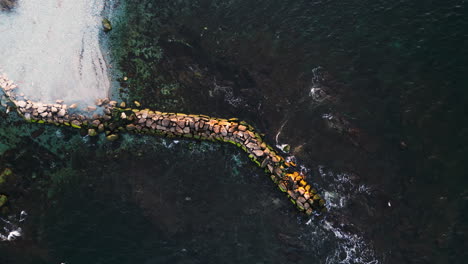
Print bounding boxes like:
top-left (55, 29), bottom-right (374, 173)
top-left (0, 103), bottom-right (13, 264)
top-left (0, 74), bottom-right (326, 215)
top-left (0, 0), bottom-right (16, 11)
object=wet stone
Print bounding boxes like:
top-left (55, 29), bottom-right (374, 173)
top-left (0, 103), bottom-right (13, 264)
top-left (88, 129), bottom-right (98, 137)
top-left (288, 190), bottom-right (298, 199)
top-left (297, 196), bottom-right (306, 204)
top-left (16, 100), bottom-right (26, 108)
top-left (221, 127), bottom-right (228, 136)
top-left (298, 187), bottom-right (305, 195)
top-left (253, 149), bottom-right (264, 157)
top-left (106, 134), bottom-right (119, 141)
top-left (177, 120), bottom-right (185, 128)
top-left (71, 120), bottom-right (81, 127)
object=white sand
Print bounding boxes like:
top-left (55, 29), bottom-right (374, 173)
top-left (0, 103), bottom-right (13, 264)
top-left (0, 0), bottom-right (109, 108)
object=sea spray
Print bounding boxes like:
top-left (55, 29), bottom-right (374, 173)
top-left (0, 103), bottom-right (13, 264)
top-left (0, 0), bottom-right (110, 110)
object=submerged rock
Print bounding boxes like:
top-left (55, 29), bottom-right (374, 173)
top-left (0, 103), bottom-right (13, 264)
top-left (0, 168), bottom-right (13, 185)
top-left (0, 194), bottom-right (7, 207)
top-left (106, 134), bottom-right (119, 141)
top-left (102, 18), bottom-right (112, 32)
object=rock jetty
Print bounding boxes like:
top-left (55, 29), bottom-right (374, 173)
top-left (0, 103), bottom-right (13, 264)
top-left (0, 73), bottom-right (326, 215)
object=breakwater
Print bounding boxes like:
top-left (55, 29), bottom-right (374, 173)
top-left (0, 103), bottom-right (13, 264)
top-left (1, 73), bottom-right (326, 215)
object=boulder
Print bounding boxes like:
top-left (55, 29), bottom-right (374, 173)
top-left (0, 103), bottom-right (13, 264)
top-left (88, 129), bottom-right (98, 137)
top-left (0, 194), bottom-right (7, 207)
top-left (106, 134), bottom-right (119, 141)
top-left (102, 18), bottom-right (112, 32)
top-left (57, 108), bottom-right (66, 117)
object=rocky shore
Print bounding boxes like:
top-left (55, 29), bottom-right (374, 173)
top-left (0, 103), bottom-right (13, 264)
top-left (0, 0), bottom-right (16, 11)
top-left (0, 73), bottom-right (326, 215)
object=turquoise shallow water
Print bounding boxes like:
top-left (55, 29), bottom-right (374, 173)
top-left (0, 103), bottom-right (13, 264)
top-left (1, 0), bottom-right (467, 263)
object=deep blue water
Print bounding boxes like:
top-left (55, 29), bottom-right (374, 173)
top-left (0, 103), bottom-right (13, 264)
top-left (1, 0), bottom-right (467, 263)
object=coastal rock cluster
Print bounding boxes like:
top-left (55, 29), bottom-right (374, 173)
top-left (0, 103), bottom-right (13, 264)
top-left (0, 0), bottom-right (16, 11)
top-left (1, 73), bottom-right (326, 215)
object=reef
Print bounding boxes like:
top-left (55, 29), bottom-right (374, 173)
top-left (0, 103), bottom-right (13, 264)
top-left (1, 73), bottom-right (326, 215)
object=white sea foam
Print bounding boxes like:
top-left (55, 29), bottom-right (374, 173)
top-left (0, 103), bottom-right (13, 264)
top-left (0, 210), bottom-right (26, 241)
top-left (0, 0), bottom-right (109, 108)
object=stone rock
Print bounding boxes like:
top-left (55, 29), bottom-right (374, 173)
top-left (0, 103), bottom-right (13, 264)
top-left (126, 124), bottom-right (136, 131)
top-left (134, 101), bottom-right (141, 107)
top-left (69, 103), bottom-right (78, 109)
top-left (91, 119), bottom-right (101, 127)
top-left (56, 99), bottom-right (64, 104)
top-left (238, 125), bottom-right (247, 131)
top-left (87, 106), bottom-right (97, 112)
top-left (37, 106), bottom-right (47, 113)
top-left (98, 124), bottom-right (105, 132)
top-left (297, 196), bottom-right (306, 204)
top-left (177, 120), bottom-right (185, 128)
top-left (57, 108), bottom-right (66, 117)
top-left (252, 149), bottom-right (264, 157)
top-left (120, 112), bottom-right (127, 119)
top-left (16, 100), bottom-right (26, 108)
top-left (88, 129), bottom-right (98, 137)
top-left (106, 134), bottom-right (119, 141)
top-left (298, 187), bottom-right (305, 195)
top-left (102, 18), bottom-right (112, 32)
top-left (120, 102), bottom-right (126, 108)
top-left (51, 107), bottom-right (58, 113)
top-left (220, 127), bottom-right (228, 136)
top-left (146, 120), bottom-right (153, 127)
top-left (0, 194), bottom-right (7, 208)
top-left (71, 120), bottom-right (81, 127)
top-left (287, 190), bottom-right (298, 199)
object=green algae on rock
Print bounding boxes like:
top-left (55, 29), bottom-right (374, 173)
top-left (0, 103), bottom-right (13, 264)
top-left (0, 194), bottom-right (7, 207)
top-left (0, 168), bottom-right (13, 185)
top-left (102, 18), bottom-right (112, 32)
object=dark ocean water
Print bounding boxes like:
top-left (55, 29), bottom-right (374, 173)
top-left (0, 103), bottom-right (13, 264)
top-left (1, 0), bottom-right (467, 263)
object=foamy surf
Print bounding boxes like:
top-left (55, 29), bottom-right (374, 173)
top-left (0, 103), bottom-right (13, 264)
top-left (0, 0), bottom-right (110, 109)
top-left (0, 210), bottom-right (26, 241)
